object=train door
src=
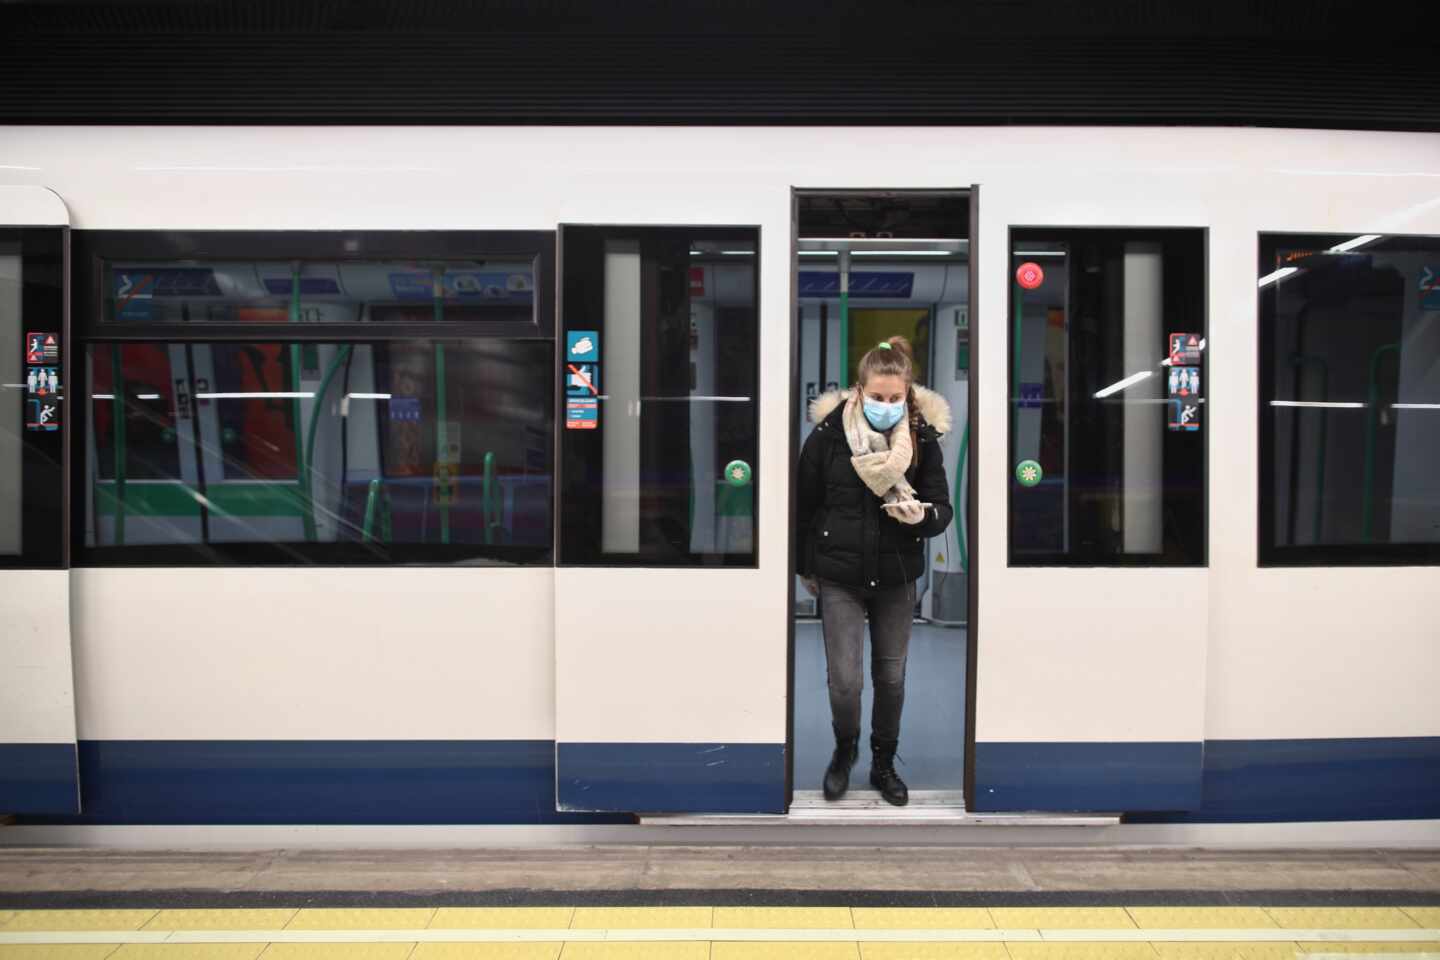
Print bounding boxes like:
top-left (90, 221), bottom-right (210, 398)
top-left (792, 191), bottom-right (973, 813)
top-left (552, 226), bottom-right (784, 813)
top-left (0, 186), bottom-right (79, 814)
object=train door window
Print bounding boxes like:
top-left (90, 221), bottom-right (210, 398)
top-left (557, 226), bottom-right (759, 566)
top-left (0, 228), bottom-right (65, 569)
top-left (1008, 228), bottom-right (1207, 566)
top-left (71, 230), bottom-right (556, 566)
top-left (1259, 233), bottom-right (1440, 565)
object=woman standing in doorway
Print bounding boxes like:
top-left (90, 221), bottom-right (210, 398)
top-left (796, 336), bottom-right (953, 806)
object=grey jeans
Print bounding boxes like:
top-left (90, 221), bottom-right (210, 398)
top-left (817, 578), bottom-right (915, 742)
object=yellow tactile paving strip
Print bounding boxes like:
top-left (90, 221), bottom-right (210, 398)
top-left (1, 911), bottom-right (157, 932)
top-left (111, 945), bottom-right (267, 959)
top-left (430, 909), bottom-right (574, 930)
top-left (861, 945), bottom-right (1010, 960)
top-left (852, 908), bottom-right (995, 930)
top-left (0, 947), bottom-right (123, 959)
top-left (568, 907), bottom-right (713, 929)
top-left (713, 908), bottom-right (855, 930)
top-left (1126, 908), bottom-right (1278, 930)
top-left (284, 909), bottom-right (437, 930)
top-left (1264, 908), bottom-right (1420, 930)
top-left (411, 946), bottom-right (564, 960)
top-left (988, 907), bottom-right (1138, 930)
top-left (1151, 944), bottom-right (1300, 959)
top-left (141, 910), bottom-right (298, 931)
top-left (0, 905), bottom-right (1437, 959)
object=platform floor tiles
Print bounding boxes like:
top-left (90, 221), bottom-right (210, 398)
top-left (2, 906), bottom-right (1439, 959)
top-left (794, 620), bottom-right (967, 792)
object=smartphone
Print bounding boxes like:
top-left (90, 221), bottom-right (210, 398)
top-left (882, 501), bottom-right (933, 511)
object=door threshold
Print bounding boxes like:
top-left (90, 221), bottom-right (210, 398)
top-left (639, 791), bottom-right (1119, 827)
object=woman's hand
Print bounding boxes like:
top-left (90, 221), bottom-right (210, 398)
top-left (889, 500), bottom-right (926, 525)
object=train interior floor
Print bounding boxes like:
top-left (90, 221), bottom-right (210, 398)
top-left (1, 847), bottom-right (1438, 958)
top-left (793, 620), bottom-right (968, 794)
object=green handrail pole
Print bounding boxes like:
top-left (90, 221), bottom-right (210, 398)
top-left (289, 262), bottom-right (317, 541)
top-left (433, 266), bottom-right (450, 545)
top-left (362, 477), bottom-right (382, 543)
top-left (304, 345), bottom-right (354, 538)
top-left (483, 451), bottom-right (495, 545)
top-left (1012, 277), bottom-right (1024, 458)
top-left (1361, 343), bottom-right (1400, 542)
top-left (110, 344), bottom-right (127, 546)
top-left (955, 420), bottom-right (970, 574)
top-left (838, 250), bottom-right (850, 385)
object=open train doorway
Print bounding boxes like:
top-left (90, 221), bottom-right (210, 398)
top-left (790, 190), bottom-right (973, 816)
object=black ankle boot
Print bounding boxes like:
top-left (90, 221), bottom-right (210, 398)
top-left (869, 734), bottom-right (909, 806)
top-left (822, 733), bottom-right (860, 800)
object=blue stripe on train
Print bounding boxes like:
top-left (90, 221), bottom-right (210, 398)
top-left (0, 742), bottom-right (79, 814)
top-left (18, 740), bottom-right (626, 825)
top-left (1128, 736), bottom-right (1440, 823)
top-left (557, 742), bottom-right (786, 813)
top-left (971, 741), bottom-right (1204, 812)
top-left (11, 736), bottom-right (1438, 824)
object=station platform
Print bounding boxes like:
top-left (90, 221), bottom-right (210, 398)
top-left (1, 846), bottom-right (1438, 958)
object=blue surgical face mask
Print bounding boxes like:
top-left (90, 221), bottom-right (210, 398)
top-left (863, 398), bottom-right (905, 431)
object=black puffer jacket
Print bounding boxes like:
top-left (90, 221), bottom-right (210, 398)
top-left (796, 387), bottom-right (954, 589)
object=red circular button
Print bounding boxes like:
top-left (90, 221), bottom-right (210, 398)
top-left (1016, 261), bottom-right (1045, 290)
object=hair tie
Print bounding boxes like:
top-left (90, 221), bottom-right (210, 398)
top-left (876, 341), bottom-right (892, 350)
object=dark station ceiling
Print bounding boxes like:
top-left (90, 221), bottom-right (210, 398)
top-left (1, 0), bottom-right (1436, 128)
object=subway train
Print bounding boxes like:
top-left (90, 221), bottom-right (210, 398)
top-left (0, 126), bottom-right (1437, 842)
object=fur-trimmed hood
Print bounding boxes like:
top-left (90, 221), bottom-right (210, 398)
top-left (807, 385), bottom-right (952, 435)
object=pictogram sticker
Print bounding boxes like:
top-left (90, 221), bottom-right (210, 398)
top-left (566, 330), bottom-right (599, 362)
top-left (1168, 332), bottom-right (1203, 365)
top-left (27, 366), bottom-right (59, 398)
top-left (1167, 366), bottom-right (1200, 399)
top-left (566, 363), bottom-right (599, 398)
top-left (26, 331), bottom-right (58, 364)
top-left (26, 398), bottom-right (60, 432)
top-left (1168, 398), bottom-right (1201, 432)
top-left (565, 397), bottom-right (598, 429)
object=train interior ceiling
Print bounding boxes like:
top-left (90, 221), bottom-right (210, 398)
top-left (792, 192), bottom-right (972, 803)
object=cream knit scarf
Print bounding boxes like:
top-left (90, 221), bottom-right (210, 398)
top-left (842, 389), bottom-right (916, 505)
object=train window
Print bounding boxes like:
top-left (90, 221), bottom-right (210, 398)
top-left (71, 230), bottom-right (557, 566)
top-left (558, 227), bottom-right (759, 566)
top-left (105, 260), bottom-right (536, 325)
top-left (80, 340), bottom-right (553, 564)
top-left (1259, 233), bottom-right (1440, 565)
top-left (1008, 228), bottom-right (1207, 566)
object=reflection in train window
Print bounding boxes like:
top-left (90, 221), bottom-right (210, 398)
top-left (1008, 228), bottom-right (1207, 566)
top-left (1260, 233), bottom-right (1440, 565)
top-left (105, 261), bottom-right (536, 324)
top-left (81, 340), bottom-right (553, 564)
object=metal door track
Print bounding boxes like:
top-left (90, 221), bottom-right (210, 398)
top-left (639, 791), bottom-right (1119, 827)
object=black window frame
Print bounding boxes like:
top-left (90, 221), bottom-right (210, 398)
top-left (1257, 230), bottom-right (1440, 567)
top-left (1005, 225), bottom-right (1210, 568)
top-left (556, 223), bottom-right (762, 569)
top-left (70, 229), bottom-right (557, 568)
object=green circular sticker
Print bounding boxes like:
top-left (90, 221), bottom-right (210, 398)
top-left (724, 459), bottom-right (752, 487)
top-left (1015, 459), bottom-right (1043, 487)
